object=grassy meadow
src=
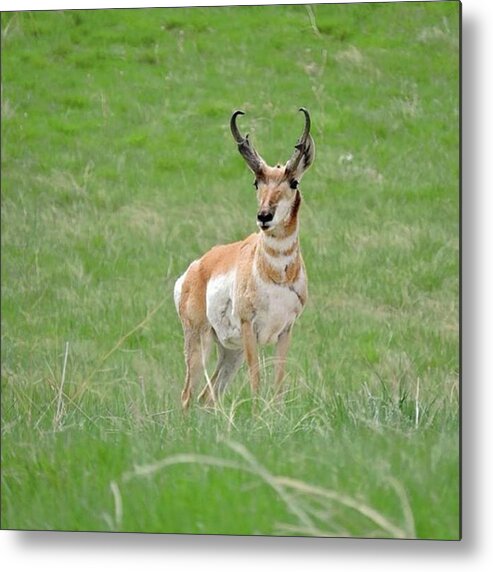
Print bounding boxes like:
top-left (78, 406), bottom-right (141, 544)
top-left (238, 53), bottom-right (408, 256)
top-left (1, 3), bottom-right (460, 538)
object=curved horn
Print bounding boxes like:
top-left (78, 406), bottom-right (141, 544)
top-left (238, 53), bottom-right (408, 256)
top-left (285, 107), bottom-right (312, 175)
top-left (230, 110), bottom-right (265, 175)
top-left (297, 107), bottom-right (311, 143)
top-left (230, 110), bottom-right (246, 143)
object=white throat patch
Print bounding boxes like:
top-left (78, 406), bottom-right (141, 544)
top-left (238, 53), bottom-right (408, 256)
top-left (262, 230), bottom-right (298, 253)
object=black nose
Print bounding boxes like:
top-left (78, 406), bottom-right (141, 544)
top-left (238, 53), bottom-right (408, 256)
top-left (257, 211), bottom-right (274, 224)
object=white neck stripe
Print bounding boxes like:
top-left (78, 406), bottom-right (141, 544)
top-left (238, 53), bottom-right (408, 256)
top-left (260, 249), bottom-right (298, 270)
top-left (262, 231), bottom-right (298, 252)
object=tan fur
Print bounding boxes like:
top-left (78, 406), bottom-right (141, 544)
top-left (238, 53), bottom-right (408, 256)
top-left (177, 210), bottom-right (305, 408)
top-left (263, 240), bottom-right (298, 257)
top-left (175, 111), bottom-right (314, 409)
top-left (256, 250), bottom-right (301, 285)
top-left (178, 235), bottom-right (257, 326)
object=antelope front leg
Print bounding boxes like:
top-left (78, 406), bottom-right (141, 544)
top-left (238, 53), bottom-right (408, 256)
top-left (274, 325), bottom-right (292, 396)
top-left (241, 320), bottom-right (260, 395)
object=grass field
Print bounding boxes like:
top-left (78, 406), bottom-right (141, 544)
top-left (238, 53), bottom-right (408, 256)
top-left (1, 2), bottom-right (460, 538)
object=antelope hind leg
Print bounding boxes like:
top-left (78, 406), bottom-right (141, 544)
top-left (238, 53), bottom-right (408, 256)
top-left (181, 329), bottom-right (211, 410)
top-left (198, 345), bottom-right (244, 405)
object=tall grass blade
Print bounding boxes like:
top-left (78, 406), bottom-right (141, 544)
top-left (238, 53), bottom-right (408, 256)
top-left (53, 341), bottom-right (69, 431)
top-left (275, 476), bottom-right (407, 539)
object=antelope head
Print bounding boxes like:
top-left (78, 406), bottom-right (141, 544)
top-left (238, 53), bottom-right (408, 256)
top-left (230, 108), bottom-right (315, 234)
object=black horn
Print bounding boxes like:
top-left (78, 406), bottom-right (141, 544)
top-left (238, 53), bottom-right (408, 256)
top-left (285, 107), bottom-right (313, 175)
top-left (230, 110), bottom-right (265, 175)
top-left (230, 110), bottom-right (246, 143)
top-left (297, 107), bottom-right (311, 142)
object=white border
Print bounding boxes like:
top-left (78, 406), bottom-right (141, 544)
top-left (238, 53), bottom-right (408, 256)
top-left (2, 0), bottom-right (493, 570)
top-left (1, 0), bottom-right (413, 11)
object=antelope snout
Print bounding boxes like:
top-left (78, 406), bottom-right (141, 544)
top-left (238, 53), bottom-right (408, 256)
top-left (257, 210), bottom-right (274, 229)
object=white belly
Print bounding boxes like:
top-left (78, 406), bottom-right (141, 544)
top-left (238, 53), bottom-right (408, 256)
top-left (206, 271), bottom-right (242, 349)
top-left (253, 279), bottom-right (304, 345)
top-left (205, 269), bottom-right (305, 349)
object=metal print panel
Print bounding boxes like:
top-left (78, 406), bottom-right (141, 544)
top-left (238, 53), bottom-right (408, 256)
top-left (1, 1), bottom-right (460, 539)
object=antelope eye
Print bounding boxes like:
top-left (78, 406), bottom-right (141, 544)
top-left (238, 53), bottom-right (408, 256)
top-left (290, 179), bottom-right (299, 189)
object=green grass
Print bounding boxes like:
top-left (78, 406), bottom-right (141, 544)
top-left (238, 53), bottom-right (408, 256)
top-left (1, 3), bottom-right (460, 538)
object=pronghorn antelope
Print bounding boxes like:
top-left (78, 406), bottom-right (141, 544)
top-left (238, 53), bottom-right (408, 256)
top-left (174, 108), bottom-right (315, 410)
